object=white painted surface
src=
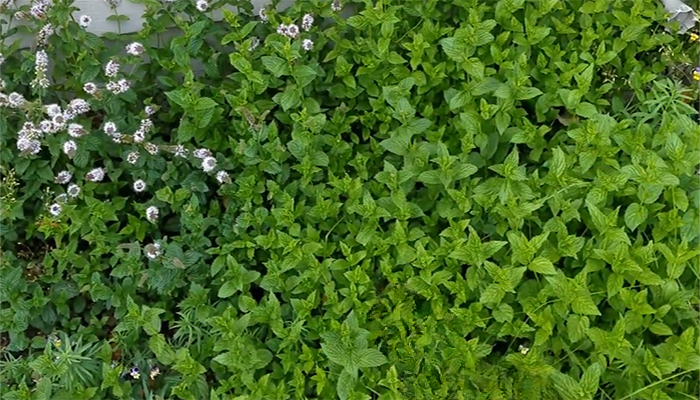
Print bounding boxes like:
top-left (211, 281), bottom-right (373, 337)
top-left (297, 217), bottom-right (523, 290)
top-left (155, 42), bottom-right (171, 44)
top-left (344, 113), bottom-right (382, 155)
top-left (5, 0), bottom-right (294, 47)
top-left (68, 0), bottom-right (292, 36)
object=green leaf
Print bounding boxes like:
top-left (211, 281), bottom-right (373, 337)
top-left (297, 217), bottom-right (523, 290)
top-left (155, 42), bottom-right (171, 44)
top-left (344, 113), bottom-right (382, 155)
top-left (218, 281), bottom-right (238, 298)
top-left (575, 102), bottom-right (597, 118)
top-left (624, 203), bottom-right (647, 231)
top-left (336, 368), bottom-right (355, 400)
top-left (262, 55), bottom-right (289, 77)
top-left (516, 87), bottom-right (543, 100)
top-left (528, 257), bottom-right (557, 275)
top-left (356, 348), bottom-right (387, 368)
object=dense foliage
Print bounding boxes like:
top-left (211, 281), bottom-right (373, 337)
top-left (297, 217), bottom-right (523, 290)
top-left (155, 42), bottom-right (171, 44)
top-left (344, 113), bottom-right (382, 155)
top-left (1, 0), bottom-right (699, 399)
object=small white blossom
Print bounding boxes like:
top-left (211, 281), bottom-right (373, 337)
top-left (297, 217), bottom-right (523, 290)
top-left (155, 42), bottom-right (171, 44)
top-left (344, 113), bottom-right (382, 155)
top-left (0, 53), bottom-right (4, 66)
top-left (277, 23), bottom-right (288, 36)
top-left (55, 170), bottom-right (72, 184)
top-left (8, 92), bottom-right (26, 108)
top-left (133, 130), bottom-right (145, 143)
top-left (66, 98), bottom-right (90, 117)
top-left (258, 8), bottom-right (268, 22)
top-left (287, 24), bottom-right (299, 38)
top-left (86, 167), bottom-right (106, 182)
top-left (133, 179), bottom-right (147, 192)
top-left (201, 156), bottom-right (217, 172)
top-left (216, 170), bottom-right (231, 184)
top-left (78, 15), bottom-right (92, 28)
top-left (302, 39), bottom-right (314, 51)
top-left (144, 242), bottom-right (162, 259)
top-left (68, 123), bottom-right (86, 138)
top-left (139, 118), bottom-right (153, 132)
top-left (195, 0), bottom-right (208, 11)
top-left (103, 121), bottom-right (118, 135)
top-left (36, 24), bottom-right (54, 47)
top-left (193, 148), bottom-right (211, 159)
top-left (126, 42), bottom-right (145, 56)
top-left (301, 14), bottom-right (314, 31)
top-left (52, 113), bottom-right (66, 127)
top-left (104, 60), bottom-right (119, 78)
top-left (331, 0), bottom-right (342, 11)
top-left (249, 37), bottom-right (260, 51)
top-left (67, 183), bottom-right (80, 198)
top-left (126, 151), bottom-right (140, 164)
top-left (144, 105), bottom-right (156, 116)
top-left (173, 145), bottom-right (188, 158)
top-left (63, 140), bottom-right (77, 157)
top-left (39, 120), bottom-right (53, 133)
top-left (83, 82), bottom-right (98, 95)
top-left (145, 143), bottom-right (159, 155)
top-left (146, 206), bottom-right (159, 222)
top-left (17, 137), bottom-right (41, 155)
top-left (49, 203), bottom-right (62, 217)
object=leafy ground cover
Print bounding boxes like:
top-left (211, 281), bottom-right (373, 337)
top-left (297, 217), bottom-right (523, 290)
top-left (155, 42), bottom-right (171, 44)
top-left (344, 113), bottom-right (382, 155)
top-left (1, 0), bottom-right (699, 399)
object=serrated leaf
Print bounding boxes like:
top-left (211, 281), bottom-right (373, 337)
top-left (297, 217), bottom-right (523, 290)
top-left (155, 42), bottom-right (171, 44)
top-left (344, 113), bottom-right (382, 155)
top-left (528, 257), bottom-right (557, 275)
top-left (624, 203), bottom-right (647, 231)
top-left (356, 348), bottom-right (387, 368)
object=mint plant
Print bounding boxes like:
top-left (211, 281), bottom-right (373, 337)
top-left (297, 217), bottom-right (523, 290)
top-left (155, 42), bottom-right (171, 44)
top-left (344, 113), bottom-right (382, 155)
top-left (1, 0), bottom-right (699, 399)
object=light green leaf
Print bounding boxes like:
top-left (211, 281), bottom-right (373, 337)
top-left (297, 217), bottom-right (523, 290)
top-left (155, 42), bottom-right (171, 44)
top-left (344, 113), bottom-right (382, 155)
top-left (528, 257), bottom-right (557, 275)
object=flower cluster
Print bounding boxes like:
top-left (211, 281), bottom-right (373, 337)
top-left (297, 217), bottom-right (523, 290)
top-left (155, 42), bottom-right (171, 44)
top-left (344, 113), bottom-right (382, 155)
top-left (31, 50), bottom-right (50, 89)
top-left (276, 13), bottom-right (316, 50)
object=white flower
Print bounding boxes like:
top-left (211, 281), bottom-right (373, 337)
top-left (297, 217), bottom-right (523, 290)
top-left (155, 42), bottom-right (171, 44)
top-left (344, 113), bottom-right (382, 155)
top-left (86, 167), bottom-right (106, 182)
top-left (301, 14), bottom-right (314, 31)
top-left (144, 105), bottom-right (156, 116)
top-left (126, 151), bottom-right (140, 164)
top-left (51, 113), bottom-right (66, 127)
top-left (258, 8), bottom-right (268, 22)
top-left (145, 143), bottom-right (159, 155)
top-left (195, 0), bottom-right (208, 11)
top-left (146, 206), bottom-right (159, 222)
top-left (55, 170), bottom-right (72, 184)
top-left (144, 242), bottom-right (162, 259)
top-left (78, 15), bottom-right (92, 28)
top-left (39, 120), bottom-right (53, 133)
top-left (126, 42), bottom-right (145, 56)
top-left (49, 203), bottom-right (62, 217)
top-left (173, 145), bottom-right (188, 158)
top-left (63, 140), bottom-right (77, 157)
top-left (104, 60), bottom-right (119, 78)
top-left (193, 148), bottom-right (211, 159)
top-left (302, 39), bottom-right (314, 51)
top-left (117, 79), bottom-right (130, 93)
top-left (103, 121), bottom-right (118, 135)
top-left (68, 123), bottom-right (86, 137)
top-left (133, 179), bottom-right (147, 192)
top-left (133, 130), bottom-right (145, 143)
top-left (216, 170), bottom-right (230, 184)
top-left (331, 0), bottom-right (342, 11)
top-left (67, 98), bottom-right (90, 115)
top-left (67, 183), bottom-right (80, 198)
top-left (277, 23), bottom-right (288, 36)
top-left (0, 53), bottom-right (4, 66)
top-left (83, 82), bottom-right (98, 95)
top-left (286, 24), bottom-right (299, 38)
top-left (201, 156), bottom-right (217, 172)
top-left (17, 138), bottom-right (41, 155)
top-left (8, 92), bottom-right (26, 108)
top-left (249, 37), bottom-right (260, 51)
